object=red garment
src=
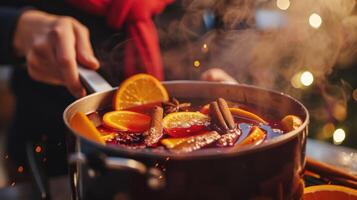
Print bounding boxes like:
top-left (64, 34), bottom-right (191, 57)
top-left (67, 0), bottom-right (173, 80)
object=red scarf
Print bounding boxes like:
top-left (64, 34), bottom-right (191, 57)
top-left (67, 0), bottom-right (173, 80)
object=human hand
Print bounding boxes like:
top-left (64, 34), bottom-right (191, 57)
top-left (201, 68), bottom-right (238, 84)
top-left (13, 10), bottom-right (99, 98)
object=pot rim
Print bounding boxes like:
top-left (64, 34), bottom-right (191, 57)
top-left (63, 81), bottom-right (309, 160)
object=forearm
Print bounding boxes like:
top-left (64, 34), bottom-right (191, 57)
top-left (0, 7), bottom-right (25, 65)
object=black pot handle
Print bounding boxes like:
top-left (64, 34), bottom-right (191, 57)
top-left (68, 152), bottom-right (165, 190)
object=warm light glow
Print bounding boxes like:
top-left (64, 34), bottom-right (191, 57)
top-left (17, 166), bottom-right (24, 173)
top-left (321, 123), bottom-right (335, 139)
top-left (201, 43), bottom-right (209, 53)
top-left (332, 102), bottom-right (347, 122)
top-left (276, 0), bottom-right (290, 10)
top-left (291, 73), bottom-right (302, 88)
top-left (300, 71), bottom-right (314, 86)
top-left (333, 128), bottom-right (346, 145)
top-left (353, 89), bottom-right (357, 102)
top-left (309, 13), bottom-right (322, 29)
top-left (193, 60), bottom-right (201, 68)
top-left (11, 182), bottom-right (16, 187)
top-left (35, 146), bottom-right (42, 153)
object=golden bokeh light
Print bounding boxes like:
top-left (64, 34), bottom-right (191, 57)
top-left (291, 73), bottom-right (303, 88)
top-left (276, 0), bottom-right (290, 10)
top-left (309, 13), bottom-right (322, 29)
top-left (353, 89), bottom-right (357, 102)
top-left (333, 128), bottom-right (346, 145)
top-left (318, 123), bottom-right (335, 140)
top-left (201, 43), bottom-right (209, 53)
top-left (300, 71), bottom-right (314, 86)
top-left (193, 60), bottom-right (201, 68)
top-left (332, 102), bottom-right (347, 122)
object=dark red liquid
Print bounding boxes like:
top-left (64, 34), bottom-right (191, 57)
top-left (88, 99), bottom-right (287, 152)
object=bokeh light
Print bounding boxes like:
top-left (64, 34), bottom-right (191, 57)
top-left (333, 128), bottom-right (346, 145)
top-left (300, 71), bottom-right (314, 86)
top-left (317, 123), bottom-right (335, 140)
top-left (35, 145), bottom-right (42, 153)
top-left (291, 73), bottom-right (302, 88)
top-left (193, 60), bottom-right (201, 68)
top-left (276, 0), bottom-right (290, 10)
top-left (332, 102), bottom-right (347, 122)
top-left (201, 43), bottom-right (209, 53)
top-left (309, 13), bottom-right (322, 29)
top-left (17, 166), bottom-right (24, 173)
top-left (353, 89), bottom-right (357, 102)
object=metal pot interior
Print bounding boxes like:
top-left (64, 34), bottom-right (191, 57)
top-left (63, 81), bottom-right (309, 159)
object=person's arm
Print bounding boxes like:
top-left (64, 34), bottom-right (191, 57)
top-left (0, 8), bottom-right (100, 98)
top-left (0, 7), bottom-right (24, 64)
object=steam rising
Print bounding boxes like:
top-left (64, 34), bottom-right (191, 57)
top-left (157, 0), bottom-right (357, 122)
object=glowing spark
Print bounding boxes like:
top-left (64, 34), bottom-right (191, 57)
top-left (276, 0), bottom-right (290, 10)
top-left (193, 60), bottom-right (201, 68)
top-left (309, 13), bottom-right (322, 29)
top-left (353, 89), bottom-right (357, 102)
top-left (35, 146), bottom-right (42, 153)
top-left (333, 128), bottom-right (346, 145)
top-left (11, 182), bottom-right (16, 187)
top-left (17, 166), bottom-right (24, 173)
top-left (201, 43), bottom-right (209, 53)
top-left (300, 71), bottom-right (314, 86)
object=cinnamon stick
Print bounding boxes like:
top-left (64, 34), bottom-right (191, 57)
top-left (145, 106), bottom-right (164, 146)
top-left (217, 98), bottom-right (235, 129)
top-left (209, 98), bottom-right (240, 146)
top-left (306, 157), bottom-right (357, 182)
top-left (210, 101), bottom-right (229, 130)
top-left (304, 169), bottom-right (357, 189)
top-left (329, 176), bottom-right (357, 189)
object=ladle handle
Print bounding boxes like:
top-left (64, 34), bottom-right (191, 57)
top-left (77, 66), bottom-right (112, 94)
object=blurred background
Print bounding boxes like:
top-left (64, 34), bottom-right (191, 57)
top-left (0, 0), bottom-right (356, 189)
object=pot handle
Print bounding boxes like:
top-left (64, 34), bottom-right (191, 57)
top-left (77, 66), bottom-right (112, 93)
top-left (68, 152), bottom-right (165, 190)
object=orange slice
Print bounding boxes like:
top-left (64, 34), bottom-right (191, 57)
top-left (229, 108), bottom-right (268, 124)
top-left (303, 185), bottom-right (357, 200)
top-left (69, 112), bottom-right (105, 145)
top-left (281, 115), bottom-right (303, 132)
top-left (162, 112), bottom-right (210, 137)
top-left (238, 126), bottom-right (266, 146)
top-left (103, 111), bottom-right (151, 132)
top-left (113, 74), bottom-right (169, 110)
top-left (199, 104), bottom-right (210, 115)
top-left (161, 137), bottom-right (190, 149)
